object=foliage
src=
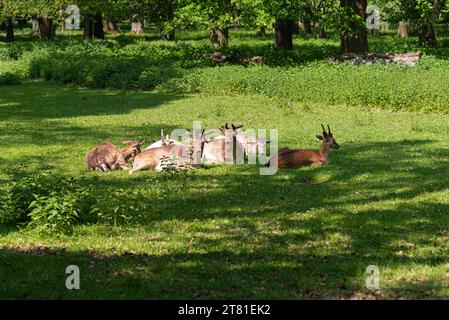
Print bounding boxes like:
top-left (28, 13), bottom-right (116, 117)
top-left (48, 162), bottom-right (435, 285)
top-left (90, 189), bottom-right (150, 226)
top-left (26, 188), bottom-right (91, 234)
top-left (0, 172), bottom-right (155, 232)
top-left (0, 70), bottom-right (20, 84)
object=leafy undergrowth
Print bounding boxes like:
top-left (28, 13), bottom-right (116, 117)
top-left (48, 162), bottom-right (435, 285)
top-left (1, 29), bottom-right (449, 113)
top-left (0, 83), bottom-right (448, 299)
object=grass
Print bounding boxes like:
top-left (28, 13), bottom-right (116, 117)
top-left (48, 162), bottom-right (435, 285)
top-left (0, 80), bottom-right (448, 299)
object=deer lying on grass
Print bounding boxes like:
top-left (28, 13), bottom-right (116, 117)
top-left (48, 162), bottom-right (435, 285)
top-left (236, 133), bottom-right (270, 160)
top-left (201, 123), bottom-right (245, 164)
top-left (129, 143), bottom-right (188, 173)
top-left (86, 141), bottom-right (144, 172)
top-left (268, 124), bottom-right (339, 168)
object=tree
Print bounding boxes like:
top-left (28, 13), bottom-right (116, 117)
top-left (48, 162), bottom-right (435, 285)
top-left (176, 0), bottom-right (237, 47)
top-left (22, 0), bottom-right (64, 40)
top-left (72, 0), bottom-right (109, 39)
top-left (339, 0), bottom-right (368, 54)
top-left (0, 0), bottom-right (27, 42)
top-left (399, 0), bottom-right (447, 47)
top-left (237, 0), bottom-right (273, 37)
top-left (261, 0), bottom-right (302, 50)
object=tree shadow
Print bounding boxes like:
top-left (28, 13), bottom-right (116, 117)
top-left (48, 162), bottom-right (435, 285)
top-left (0, 82), bottom-right (185, 120)
top-left (0, 246), bottom-right (446, 299)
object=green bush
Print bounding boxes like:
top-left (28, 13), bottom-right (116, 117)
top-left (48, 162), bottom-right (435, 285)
top-left (26, 188), bottom-right (92, 234)
top-left (0, 173), bottom-right (54, 224)
top-left (0, 173), bottom-right (153, 232)
top-left (0, 72), bottom-right (21, 85)
top-left (2, 34), bottom-right (449, 112)
top-left (137, 65), bottom-right (185, 90)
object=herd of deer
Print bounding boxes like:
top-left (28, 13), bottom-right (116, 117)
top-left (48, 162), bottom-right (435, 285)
top-left (85, 124), bottom-right (339, 174)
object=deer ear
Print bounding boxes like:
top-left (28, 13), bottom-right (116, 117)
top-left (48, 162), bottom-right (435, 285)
top-left (316, 135), bottom-right (324, 140)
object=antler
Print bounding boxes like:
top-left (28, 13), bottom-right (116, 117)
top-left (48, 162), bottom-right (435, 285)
top-left (161, 129), bottom-right (166, 145)
top-left (321, 124), bottom-right (327, 136)
top-left (327, 125), bottom-right (332, 135)
top-left (232, 123), bottom-right (244, 130)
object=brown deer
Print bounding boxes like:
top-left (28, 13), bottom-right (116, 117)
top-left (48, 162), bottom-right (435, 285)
top-left (268, 124), bottom-right (339, 168)
top-left (129, 143), bottom-right (187, 174)
top-left (86, 141), bottom-right (144, 172)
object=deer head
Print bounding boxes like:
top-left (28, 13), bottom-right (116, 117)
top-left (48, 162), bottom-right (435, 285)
top-left (316, 124), bottom-right (339, 150)
top-left (121, 140), bottom-right (144, 162)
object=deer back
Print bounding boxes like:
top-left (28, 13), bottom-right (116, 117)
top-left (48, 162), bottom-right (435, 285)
top-left (131, 144), bottom-right (185, 172)
top-left (86, 142), bottom-right (126, 171)
top-left (272, 148), bottom-right (325, 168)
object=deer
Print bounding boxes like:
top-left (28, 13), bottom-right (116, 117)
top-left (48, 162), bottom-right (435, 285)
top-left (236, 133), bottom-right (270, 160)
top-left (267, 124), bottom-right (339, 169)
top-left (129, 142), bottom-right (191, 174)
top-left (144, 129), bottom-right (185, 150)
top-left (201, 123), bottom-right (245, 164)
top-left (86, 141), bottom-right (144, 172)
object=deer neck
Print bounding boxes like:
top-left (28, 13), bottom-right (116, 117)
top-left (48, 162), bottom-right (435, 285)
top-left (120, 147), bottom-right (134, 160)
top-left (320, 141), bottom-right (331, 160)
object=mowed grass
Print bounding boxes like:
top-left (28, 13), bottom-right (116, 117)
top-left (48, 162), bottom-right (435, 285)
top-left (0, 82), bottom-right (448, 299)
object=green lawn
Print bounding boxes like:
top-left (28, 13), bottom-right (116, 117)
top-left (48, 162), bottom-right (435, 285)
top-left (0, 82), bottom-right (448, 299)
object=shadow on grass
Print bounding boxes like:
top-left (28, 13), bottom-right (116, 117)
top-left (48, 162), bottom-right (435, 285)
top-left (0, 82), bottom-right (185, 120)
top-left (0, 247), bottom-right (446, 299)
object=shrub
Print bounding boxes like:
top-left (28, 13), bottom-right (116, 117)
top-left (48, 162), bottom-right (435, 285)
top-left (26, 188), bottom-right (91, 234)
top-left (0, 173), bottom-right (155, 232)
top-left (0, 173), bottom-right (53, 224)
top-left (0, 72), bottom-right (21, 85)
top-left (0, 174), bottom-right (93, 231)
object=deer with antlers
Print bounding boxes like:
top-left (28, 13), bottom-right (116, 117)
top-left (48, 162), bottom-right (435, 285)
top-left (201, 123), bottom-right (246, 164)
top-left (268, 124), bottom-right (340, 169)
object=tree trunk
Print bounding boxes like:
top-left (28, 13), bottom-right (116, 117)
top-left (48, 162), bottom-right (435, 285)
top-left (84, 16), bottom-right (93, 39)
top-left (418, 24), bottom-right (437, 47)
top-left (37, 16), bottom-right (55, 40)
top-left (340, 0), bottom-right (368, 55)
top-left (17, 19), bottom-right (27, 29)
top-left (166, 0), bottom-right (175, 41)
top-left (84, 13), bottom-right (104, 39)
top-left (256, 26), bottom-right (266, 37)
top-left (274, 19), bottom-right (293, 50)
top-left (210, 27), bottom-right (229, 47)
top-left (397, 21), bottom-right (408, 38)
top-left (5, 17), bottom-right (14, 42)
top-left (93, 13), bottom-right (104, 39)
